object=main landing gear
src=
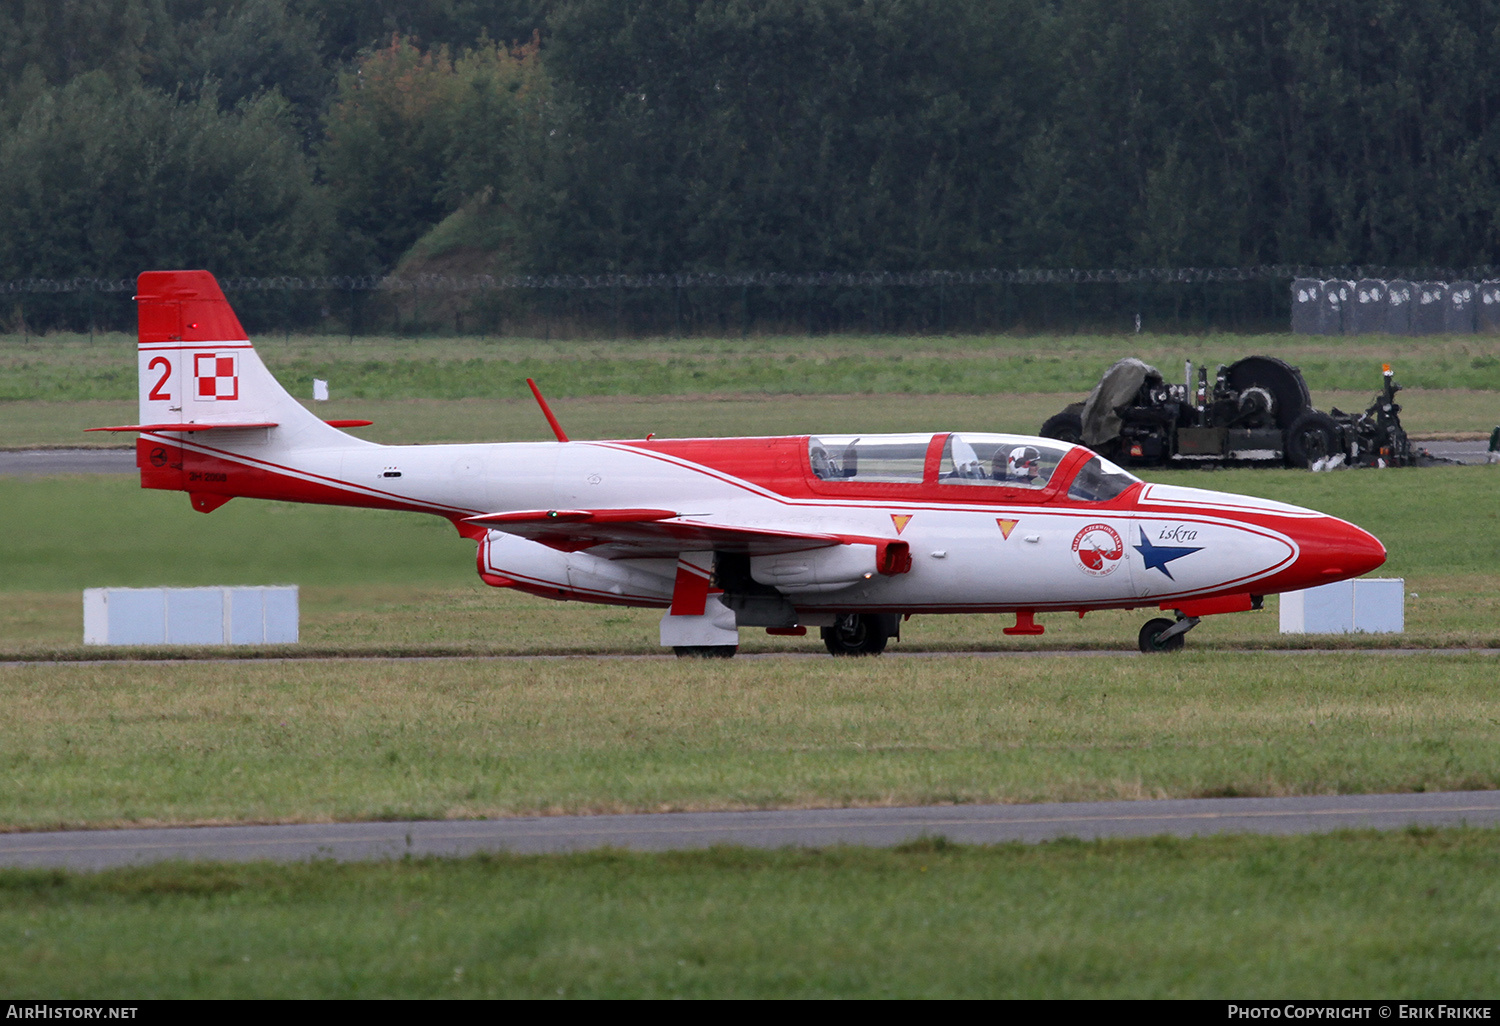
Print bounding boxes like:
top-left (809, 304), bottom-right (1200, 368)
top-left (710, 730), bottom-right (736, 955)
top-left (821, 613), bottom-right (892, 656)
top-left (1137, 614), bottom-right (1201, 654)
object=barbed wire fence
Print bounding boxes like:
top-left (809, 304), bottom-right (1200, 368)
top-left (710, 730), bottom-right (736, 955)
top-left (6, 265), bottom-right (1500, 340)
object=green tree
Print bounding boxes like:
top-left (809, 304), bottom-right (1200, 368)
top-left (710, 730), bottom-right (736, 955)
top-left (1009, 0), bottom-right (1500, 269)
top-left (521, 0), bottom-right (1049, 274)
top-left (0, 75), bottom-right (328, 281)
top-left (0, 0), bottom-right (167, 89)
top-left (166, 0), bottom-right (332, 142)
top-left (306, 0), bottom-right (554, 64)
top-left (320, 34), bottom-right (544, 275)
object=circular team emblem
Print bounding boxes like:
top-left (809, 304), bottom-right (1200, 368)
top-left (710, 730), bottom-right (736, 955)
top-left (1071, 523), bottom-right (1124, 577)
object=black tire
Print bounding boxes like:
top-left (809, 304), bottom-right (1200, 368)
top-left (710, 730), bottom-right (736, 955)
top-left (1138, 617), bottom-right (1184, 653)
top-left (1039, 409), bottom-right (1086, 445)
top-left (673, 645), bottom-right (738, 658)
top-left (1224, 356), bottom-right (1312, 430)
top-left (1285, 410), bottom-right (1341, 468)
top-left (821, 614), bottom-right (889, 656)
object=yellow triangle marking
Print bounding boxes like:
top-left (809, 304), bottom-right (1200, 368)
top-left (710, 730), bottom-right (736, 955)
top-left (997, 518), bottom-right (1019, 540)
top-left (891, 514), bottom-right (913, 534)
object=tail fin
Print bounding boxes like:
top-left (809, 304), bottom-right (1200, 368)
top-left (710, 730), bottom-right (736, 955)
top-left (85, 271), bottom-right (375, 510)
top-left (134, 270), bottom-right (321, 433)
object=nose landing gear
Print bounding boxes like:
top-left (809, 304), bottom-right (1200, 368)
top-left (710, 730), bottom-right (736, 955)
top-left (1138, 614), bottom-right (1201, 653)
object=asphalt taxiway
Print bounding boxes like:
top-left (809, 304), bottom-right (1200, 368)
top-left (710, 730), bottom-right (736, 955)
top-left (0, 448), bottom-right (138, 474)
top-left (3, 791), bottom-right (1498, 871)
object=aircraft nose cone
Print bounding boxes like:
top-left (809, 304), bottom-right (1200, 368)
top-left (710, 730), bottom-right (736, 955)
top-left (1294, 517), bottom-right (1387, 584)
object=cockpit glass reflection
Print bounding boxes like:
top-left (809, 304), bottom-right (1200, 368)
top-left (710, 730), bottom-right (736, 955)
top-left (1066, 454), bottom-right (1139, 501)
top-left (938, 434), bottom-right (1070, 488)
top-left (808, 434), bottom-right (932, 482)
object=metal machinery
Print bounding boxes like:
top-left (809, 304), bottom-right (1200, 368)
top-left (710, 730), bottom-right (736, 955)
top-left (1040, 357), bottom-right (1417, 469)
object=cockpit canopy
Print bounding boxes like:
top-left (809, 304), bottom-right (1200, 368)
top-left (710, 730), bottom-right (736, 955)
top-left (808, 433), bottom-right (931, 483)
top-left (939, 433), bottom-right (1061, 488)
top-left (807, 432), bottom-right (1138, 501)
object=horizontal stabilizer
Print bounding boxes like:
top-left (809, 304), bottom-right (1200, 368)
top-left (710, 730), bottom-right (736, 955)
top-left (464, 508), bottom-right (843, 557)
top-left (86, 422), bottom-right (279, 433)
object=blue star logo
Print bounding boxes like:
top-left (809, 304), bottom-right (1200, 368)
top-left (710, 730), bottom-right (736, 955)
top-left (1134, 527), bottom-right (1203, 580)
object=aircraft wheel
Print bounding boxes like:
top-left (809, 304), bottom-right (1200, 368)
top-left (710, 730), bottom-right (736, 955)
top-left (673, 645), bottom-right (738, 658)
top-left (821, 614), bottom-right (889, 656)
top-left (1285, 410), bottom-right (1340, 468)
top-left (1138, 618), bottom-right (1185, 654)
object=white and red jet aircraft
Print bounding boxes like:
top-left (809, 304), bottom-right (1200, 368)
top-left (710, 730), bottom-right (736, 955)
top-left (93, 270), bottom-right (1387, 655)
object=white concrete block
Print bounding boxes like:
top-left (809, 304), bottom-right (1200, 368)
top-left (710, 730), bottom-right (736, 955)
top-left (82, 588), bottom-right (168, 645)
top-left (166, 588), bottom-right (224, 645)
top-left (227, 588), bottom-right (265, 645)
top-left (1353, 578), bottom-right (1404, 633)
top-left (1280, 578), bottom-right (1403, 634)
top-left (1279, 588), bottom-right (1302, 631)
top-left (261, 587), bottom-right (300, 644)
top-left (83, 586), bottom-right (299, 645)
top-left (82, 589), bottom-right (109, 646)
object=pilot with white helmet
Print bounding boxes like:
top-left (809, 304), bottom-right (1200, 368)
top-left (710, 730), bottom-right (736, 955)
top-left (1003, 445), bottom-right (1043, 485)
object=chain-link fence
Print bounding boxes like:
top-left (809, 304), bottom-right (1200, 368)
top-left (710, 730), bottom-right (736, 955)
top-left (7, 265), bottom-right (1500, 339)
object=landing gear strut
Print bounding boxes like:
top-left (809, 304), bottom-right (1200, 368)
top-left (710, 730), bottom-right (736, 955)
top-left (1138, 614), bottom-right (1201, 654)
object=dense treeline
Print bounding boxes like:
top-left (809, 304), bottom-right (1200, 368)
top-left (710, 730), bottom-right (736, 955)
top-left (4, 0), bottom-right (1500, 306)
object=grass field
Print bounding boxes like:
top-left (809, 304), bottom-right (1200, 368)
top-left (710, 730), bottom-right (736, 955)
top-left (4, 651), bottom-right (1500, 829)
top-left (4, 329), bottom-right (1496, 447)
top-left (5, 327), bottom-right (1500, 399)
top-left (4, 831), bottom-right (1500, 998)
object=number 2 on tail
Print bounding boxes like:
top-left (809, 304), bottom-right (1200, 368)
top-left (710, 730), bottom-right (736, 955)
top-left (148, 357), bottom-right (172, 401)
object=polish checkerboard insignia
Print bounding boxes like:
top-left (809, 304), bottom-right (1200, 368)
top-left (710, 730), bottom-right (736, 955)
top-left (194, 353), bottom-right (239, 401)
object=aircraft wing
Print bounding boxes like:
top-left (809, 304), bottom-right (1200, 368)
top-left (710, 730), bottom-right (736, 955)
top-left (463, 508), bottom-right (844, 557)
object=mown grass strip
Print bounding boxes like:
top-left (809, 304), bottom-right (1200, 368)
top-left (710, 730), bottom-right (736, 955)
top-left (3, 653), bottom-right (1499, 829)
top-left (3, 830), bottom-right (1499, 998)
top-left (6, 331), bottom-right (1499, 403)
